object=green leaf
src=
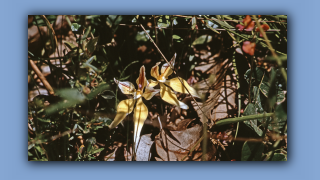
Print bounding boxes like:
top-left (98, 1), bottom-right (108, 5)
top-left (86, 36), bottom-right (99, 54)
top-left (64, 41), bottom-right (83, 55)
top-left (270, 153), bottom-right (287, 161)
top-left (243, 103), bottom-right (263, 136)
top-left (209, 16), bottom-right (234, 29)
top-left (241, 141), bottom-right (264, 161)
top-left (269, 103), bottom-right (287, 133)
top-left (101, 95), bottom-right (114, 99)
top-left (244, 67), bottom-right (266, 84)
top-left (192, 35), bottom-right (212, 45)
top-left (34, 145), bottom-right (45, 155)
top-left (173, 35), bottom-right (183, 43)
top-left (37, 118), bottom-right (51, 123)
top-left (86, 82), bottom-right (111, 100)
top-left (56, 89), bottom-right (86, 102)
top-left (252, 86), bottom-right (264, 113)
top-left (81, 26), bottom-right (91, 40)
top-left (107, 15), bottom-right (123, 28)
top-left (157, 15), bottom-right (170, 28)
top-left (45, 89), bottom-right (86, 115)
top-left (71, 23), bottom-right (81, 32)
top-left (28, 152), bottom-right (33, 156)
top-left (136, 31), bottom-right (149, 42)
top-left (158, 23), bottom-right (169, 28)
top-left (259, 75), bottom-right (286, 104)
top-left (64, 41), bottom-right (78, 51)
top-left (91, 148), bottom-right (104, 154)
top-left (191, 17), bottom-right (197, 30)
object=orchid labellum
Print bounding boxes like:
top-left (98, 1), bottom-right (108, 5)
top-left (149, 53), bottom-right (200, 109)
top-left (109, 66), bottom-right (159, 153)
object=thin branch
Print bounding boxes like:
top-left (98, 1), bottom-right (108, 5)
top-left (29, 59), bottom-right (54, 95)
top-left (40, 15), bottom-right (62, 68)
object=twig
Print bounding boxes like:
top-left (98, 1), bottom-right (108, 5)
top-left (157, 116), bottom-right (163, 130)
top-left (29, 59), bottom-right (54, 95)
top-left (40, 15), bottom-right (62, 68)
top-left (153, 15), bottom-right (158, 45)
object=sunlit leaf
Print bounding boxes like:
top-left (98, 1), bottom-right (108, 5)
top-left (71, 23), bottom-right (81, 32)
top-left (192, 35), bottom-right (212, 45)
top-left (191, 17), bottom-right (197, 30)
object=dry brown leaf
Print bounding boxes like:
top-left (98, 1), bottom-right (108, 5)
top-left (192, 58), bottom-right (237, 128)
top-left (155, 119), bottom-right (216, 161)
top-left (136, 134), bottom-right (153, 161)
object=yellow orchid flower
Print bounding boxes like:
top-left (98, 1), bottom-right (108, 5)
top-left (149, 53), bottom-right (200, 109)
top-left (109, 65), bottom-right (160, 152)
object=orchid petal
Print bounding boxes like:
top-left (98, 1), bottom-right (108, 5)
top-left (159, 83), bottom-right (188, 109)
top-left (151, 62), bottom-right (161, 79)
top-left (114, 78), bottom-right (135, 95)
top-left (136, 65), bottom-right (147, 91)
top-left (148, 79), bottom-right (159, 88)
top-left (133, 98), bottom-right (148, 152)
top-left (109, 98), bottom-right (136, 129)
top-left (143, 84), bottom-right (160, 100)
top-left (165, 77), bottom-right (200, 98)
top-left (161, 53), bottom-right (176, 79)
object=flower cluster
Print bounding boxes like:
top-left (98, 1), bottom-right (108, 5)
top-left (236, 15), bottom-right (270, 56)
top-left (108, 53), bottom-right (199, 153)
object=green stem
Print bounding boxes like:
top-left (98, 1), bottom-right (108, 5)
top-left (232, 51), bottom-right (241, 145)
top-left (215, 113), bottom-right (274, 126)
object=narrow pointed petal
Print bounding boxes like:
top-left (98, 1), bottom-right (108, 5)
top-left (109, 99), bottom-right (136, 129)
top-left (136, 65), bottom-right (147, 90)
top-left (159, 83), bottom-right (189, 109)
top-left (151, 62), bottom-right (161, 79)
top-left (133, 98), bottom-right (148, 152)
top-left (114, 78), bottom-right (135, 95)
top-left (161, 53), bottom-right (176, 79)
top-left (143, 84), bottom-right (160, 100)
top-left (148, 79), bottom-right (159, 87)
top-left (165, 77), bottom-right (200, 98)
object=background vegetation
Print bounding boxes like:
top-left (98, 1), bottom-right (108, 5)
top-left (28, 15), bottom-right (287, 161)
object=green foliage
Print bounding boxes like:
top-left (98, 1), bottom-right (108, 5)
top-left (28, 15), bottom-right (287, 161)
